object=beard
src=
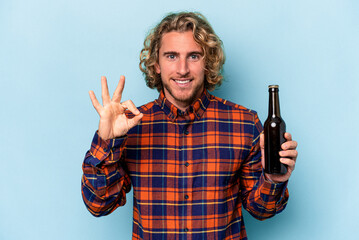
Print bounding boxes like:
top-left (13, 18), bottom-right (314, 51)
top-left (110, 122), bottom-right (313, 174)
top-left (162, 79), bottom-right (205, 108)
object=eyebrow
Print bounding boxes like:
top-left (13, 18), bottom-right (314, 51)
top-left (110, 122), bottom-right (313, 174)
top-left (189, 51), bottom-right (204, 56)
top-left (162, 51), bottom-right (203, 56)
top-left (163, 51), bottom-right (178, 56)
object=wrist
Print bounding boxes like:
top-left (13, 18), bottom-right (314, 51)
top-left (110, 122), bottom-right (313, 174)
top-left (97, 131), bottom-right (111, 141)
top-left (264, 173), bottom-right (285, 184)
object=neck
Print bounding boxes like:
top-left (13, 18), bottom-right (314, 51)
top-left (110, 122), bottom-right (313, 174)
top-left (163, 87), bottom-right (205, 112)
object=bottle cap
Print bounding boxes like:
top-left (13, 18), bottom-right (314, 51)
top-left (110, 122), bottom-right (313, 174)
top-left (268, 85), bottom-right (279, 88)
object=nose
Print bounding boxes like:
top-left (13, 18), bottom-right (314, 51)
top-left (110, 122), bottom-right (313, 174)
top-left (177, 57), bottom-right (189, 76)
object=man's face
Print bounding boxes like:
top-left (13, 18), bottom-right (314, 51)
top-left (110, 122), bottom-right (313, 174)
top-left (155, 30), bottom-right (206, 111)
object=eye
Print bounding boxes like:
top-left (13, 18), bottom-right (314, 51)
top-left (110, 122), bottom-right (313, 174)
top-left (189, 54), bottom-right (200, 60)
top-left (166, 54), bottom-right (176, 60)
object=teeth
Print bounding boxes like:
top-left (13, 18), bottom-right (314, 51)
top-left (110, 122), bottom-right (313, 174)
top-left (175, 80), bottom-right (190, 83)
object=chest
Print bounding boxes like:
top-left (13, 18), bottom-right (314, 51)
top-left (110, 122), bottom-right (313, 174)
top-left (124, 117), bottom-right (254, 189)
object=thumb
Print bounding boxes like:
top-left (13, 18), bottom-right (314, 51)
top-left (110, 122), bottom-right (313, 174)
top-left (260, 133), bottom-right (265, 150)
top-left (260, 133), bottom-right (265, 167)
top-left (127, 113), bottom-right (143, 129)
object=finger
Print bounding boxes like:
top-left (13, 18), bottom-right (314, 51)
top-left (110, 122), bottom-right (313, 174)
top-left (259, 133), bottom-right (265, 167)
top-left (89, 90), bottom-right (102, 114)
top-left (279, 150), bottom-right (298, 159)
top-left (121, 100), bottom-right (141, 115)
top-left (112, 75), bottom-right (125, 103)
top-left (127, 113), bottom-right (143, 128)
top-left (284, 132), bottom-right (292, 141)
top-left (281, 140), bottom-right (298, 150)
top-left (101, 76), bottom-right (111, 105)
top-left (260, 133), bottom-right (264, 150)
top-left (280, 158), bottom-right (296, 169)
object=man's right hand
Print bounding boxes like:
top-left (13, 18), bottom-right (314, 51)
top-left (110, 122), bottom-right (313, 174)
top-left (89, 76), bottom-right (143, 140)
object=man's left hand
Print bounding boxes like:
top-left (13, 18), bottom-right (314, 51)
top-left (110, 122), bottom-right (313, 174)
top-left (260, 132), bottom-right (298, 183)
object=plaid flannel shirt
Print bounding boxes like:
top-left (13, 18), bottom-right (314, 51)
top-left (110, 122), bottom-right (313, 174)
top-left (82, 90), bottom-right (289, 240)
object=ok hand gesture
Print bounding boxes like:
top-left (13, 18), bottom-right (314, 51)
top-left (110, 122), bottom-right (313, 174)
top-left (89, 76), bottom-right (143, 140)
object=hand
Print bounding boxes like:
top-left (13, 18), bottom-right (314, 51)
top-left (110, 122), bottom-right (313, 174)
top-left (89, 76), bottom-right (143, 140)
top-left (260, 132), bottom-right (298, 183)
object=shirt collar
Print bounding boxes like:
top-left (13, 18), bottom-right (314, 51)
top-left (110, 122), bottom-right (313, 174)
top-left (155, 89), bottom-right (211, 122)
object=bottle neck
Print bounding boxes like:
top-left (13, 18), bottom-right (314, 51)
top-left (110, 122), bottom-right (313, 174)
top-left (268, 89), bottom-right (281, 118)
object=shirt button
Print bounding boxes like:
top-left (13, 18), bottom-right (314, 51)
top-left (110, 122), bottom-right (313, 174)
top-left (184, 228), bottom-right (189, 232)
top-left (184, 194), bottom-right (189, 200)
top-left (185, 162), bottom-right (189, 167)
top-left (184, 130), bottom-right (189, 135)
top-left (103, 148), bottom-right (108, 152)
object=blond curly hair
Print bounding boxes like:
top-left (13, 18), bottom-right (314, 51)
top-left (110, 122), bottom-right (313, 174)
top-left (139, 12), bottom-right (225, 91)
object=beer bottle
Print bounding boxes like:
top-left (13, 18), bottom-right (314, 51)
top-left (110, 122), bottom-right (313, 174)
top-left (264, 85), bottom-right (287, 174)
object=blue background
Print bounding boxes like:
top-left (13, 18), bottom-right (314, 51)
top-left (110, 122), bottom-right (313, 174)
top-left (1, 0), bottom-right (358, 239)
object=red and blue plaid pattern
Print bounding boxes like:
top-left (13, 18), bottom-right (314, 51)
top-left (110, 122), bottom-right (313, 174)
top-left (82, 90), bottom-right (289, 240)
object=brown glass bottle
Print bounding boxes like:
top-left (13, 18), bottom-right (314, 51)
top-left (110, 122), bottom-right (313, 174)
top-left (264, 85), bottom-right (287, 174)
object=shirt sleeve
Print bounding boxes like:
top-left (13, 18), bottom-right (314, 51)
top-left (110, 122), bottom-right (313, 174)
top-left (240, 113), bottom-right (289, 220)
top-left (81, 131), bottom-right (132, 217)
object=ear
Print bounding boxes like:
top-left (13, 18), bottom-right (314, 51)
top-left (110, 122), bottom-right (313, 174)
top-left (155, 62), bottom-right (161, 74)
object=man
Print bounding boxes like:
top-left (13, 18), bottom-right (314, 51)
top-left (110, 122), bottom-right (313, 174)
top-left (82, 12), bottom-right (298, 240)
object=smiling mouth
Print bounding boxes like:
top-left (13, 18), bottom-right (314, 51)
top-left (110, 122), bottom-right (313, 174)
top-left (175, 79), bottom-right (190, 83)
top-left (173, 78), bottom-right (192, 84)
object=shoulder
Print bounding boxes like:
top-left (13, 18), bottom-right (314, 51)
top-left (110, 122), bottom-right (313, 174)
top-left (209, 94), bottom-right (263, 137)
top-left (138, 100), bottom-right (158, 114)
top-left (125, 99), bottom-right (161, 118)
top-left (209, 94), bottom-right (259, 120)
